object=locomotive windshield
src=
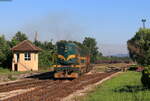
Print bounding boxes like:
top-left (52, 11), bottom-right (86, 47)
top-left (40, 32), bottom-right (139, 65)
top-left (57, 43), bottom-right (77, 56)
top-left (56, 42), bottom-right (79, 65)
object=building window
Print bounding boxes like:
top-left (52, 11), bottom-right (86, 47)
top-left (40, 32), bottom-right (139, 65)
top-left (24, 52), bottom-right (31, 60)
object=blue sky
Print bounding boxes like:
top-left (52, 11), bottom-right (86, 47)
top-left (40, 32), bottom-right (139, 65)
top-left (0, 0), bottom-right (150, 55)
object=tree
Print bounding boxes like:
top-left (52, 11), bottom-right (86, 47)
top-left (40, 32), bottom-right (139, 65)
top-left (127, 28), bottom-right (150, 65)
top-left (127, 28), bottom-right (150, 88)
top-left (0, 32), bottom-right (28, 68)
top-left (0, 35), bottom-right (11, 68)
top-left (34, 40), bottom-right (54, 50)
top-left (34, 40), bottom-right (55, 68)
top-left (38, 50), bottom-right (54, 69)
top-left (10, 31), bottom-right (28, 47)
top-left (83, 37), bottom-right (102, 63)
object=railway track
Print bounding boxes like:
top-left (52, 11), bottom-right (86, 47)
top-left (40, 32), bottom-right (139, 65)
top-left (0, 79), bottom-right (54, 93)
top-left (0, 72), bottom-right (117, 101)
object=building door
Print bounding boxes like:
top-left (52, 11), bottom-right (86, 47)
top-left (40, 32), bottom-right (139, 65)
top-left (14, 64), bottom-right (18, 71)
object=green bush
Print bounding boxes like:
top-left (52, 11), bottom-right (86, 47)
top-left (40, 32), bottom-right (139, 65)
top-left (38, 50), bottom-right (54, 69)
top-left (141, 66), bottom-right (150, 88)
top-left (128, 65), bottom-right (138, 71)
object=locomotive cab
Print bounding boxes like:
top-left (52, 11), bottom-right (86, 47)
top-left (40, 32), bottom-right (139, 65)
top-left (53, 42), bottom-right (91, 78)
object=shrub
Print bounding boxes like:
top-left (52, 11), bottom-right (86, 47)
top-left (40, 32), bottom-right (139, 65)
top-left (128, 65), bottom-right (138, 71)
top-left (141, 66), bottom-right (150, 88)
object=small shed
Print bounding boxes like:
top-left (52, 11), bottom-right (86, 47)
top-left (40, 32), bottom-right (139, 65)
top-left (11, 40), bottom-right (41, 71)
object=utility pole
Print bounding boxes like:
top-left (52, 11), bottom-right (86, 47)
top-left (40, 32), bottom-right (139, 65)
top-left (141, 19), bottom-right (146, 29)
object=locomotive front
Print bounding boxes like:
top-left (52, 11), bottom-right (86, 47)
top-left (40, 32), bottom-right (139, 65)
top-left (54, 42), bottom-right (80, 78)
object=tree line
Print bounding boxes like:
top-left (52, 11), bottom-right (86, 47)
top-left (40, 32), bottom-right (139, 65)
top-left (0, 31), bottom-right (102, 69)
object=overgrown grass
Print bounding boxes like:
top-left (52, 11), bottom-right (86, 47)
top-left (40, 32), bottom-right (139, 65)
top-left (0, 68), bottom-right (11, 74)
top-left (78, 72), bottom-right (150, 101)
top-left (0, 68), bottom-right (29, 75)
top-left (0, 67), bottom-right (50, 75)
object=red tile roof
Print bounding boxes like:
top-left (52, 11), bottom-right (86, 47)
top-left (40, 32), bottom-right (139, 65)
top-left (11, 40), bottom-right (42, 52)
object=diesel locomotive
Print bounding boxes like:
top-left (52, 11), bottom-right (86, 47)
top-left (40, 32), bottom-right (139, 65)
top-left (53, 42), bottom-right (92, 78)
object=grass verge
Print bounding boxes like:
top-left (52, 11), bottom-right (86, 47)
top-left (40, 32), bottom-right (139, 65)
top-left (0, 67), bottom-right (50, 75)
top-left (77, 71), bottom-right (150, 101)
